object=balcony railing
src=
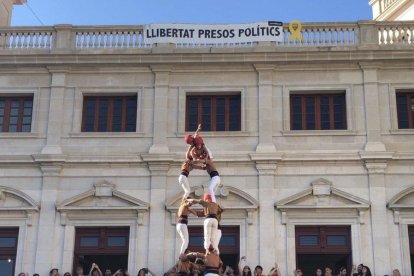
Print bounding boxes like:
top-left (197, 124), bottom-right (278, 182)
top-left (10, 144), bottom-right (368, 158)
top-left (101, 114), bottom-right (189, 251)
top-left (0, 21), bottom-right (413, 51)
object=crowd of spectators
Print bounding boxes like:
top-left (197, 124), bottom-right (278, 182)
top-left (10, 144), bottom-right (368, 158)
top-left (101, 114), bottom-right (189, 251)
top-left (15, 260), bottom-right (404, 276)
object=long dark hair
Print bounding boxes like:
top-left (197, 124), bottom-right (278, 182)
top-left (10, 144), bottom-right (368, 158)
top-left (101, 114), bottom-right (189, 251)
top-left (241, 266), bottom-right (252, 276)
top-left (362, 266), bottom-right (372, 276)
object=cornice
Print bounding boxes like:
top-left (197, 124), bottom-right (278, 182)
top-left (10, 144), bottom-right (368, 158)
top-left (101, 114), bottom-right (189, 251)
top-left (0, 48), bottom-right (414, 67)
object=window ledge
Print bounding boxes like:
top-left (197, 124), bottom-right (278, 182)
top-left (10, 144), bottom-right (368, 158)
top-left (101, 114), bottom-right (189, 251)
top-left (389, 129), bottom-right (414, 135)
top-left (67, 132), bottom-right (147, 138)
top-left (174, 131), bottom-right (254, 137)
top-left (0, 132), bottom-right (43, 138)
top-left (281, 130), bottom-right (359, 136)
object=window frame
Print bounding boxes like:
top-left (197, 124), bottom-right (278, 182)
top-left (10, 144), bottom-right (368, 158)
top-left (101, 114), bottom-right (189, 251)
top-left (409, 225), bottom-right (414, 253)
top-left (289, 92), bottom-right (347, 131)
top-left (74, 227), bottom-right (130, 255)
top-left (0, 96), bottom-right (33, 133)
top-left (396, 91), bottom-right (414, 129)
top-left (81, 95), bottom-right (137, 132)
top-left (295, 225), bottom-right (351, 254)
top-left (185, 94), bottom-right (241, 132)
top-left (0, 227), bottom-right (19, 276)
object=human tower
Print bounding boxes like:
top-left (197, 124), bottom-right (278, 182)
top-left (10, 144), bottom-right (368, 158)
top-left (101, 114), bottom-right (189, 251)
top-left (172, 124), bottom-right (224, 275)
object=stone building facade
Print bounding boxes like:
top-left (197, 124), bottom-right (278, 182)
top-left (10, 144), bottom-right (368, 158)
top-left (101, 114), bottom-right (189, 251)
top-left (370, 0), bottom-right (414, 21)
top-left (1, 15), bottom-right (414, 276)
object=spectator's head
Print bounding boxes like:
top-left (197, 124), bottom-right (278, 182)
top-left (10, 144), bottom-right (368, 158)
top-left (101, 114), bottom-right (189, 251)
top-left (225, 265), bottom-right (234, 275)
top-left (295, 268), bottom-right (303, 276)
top-left (91, 269), bottom-right (100, 276)
top-left (315, 268), bottom-right (323, 276)
top-left (254, 266), bottom-right (263, 275)
top-left (362, 265), bottom-right (372, 276)
top-left (105, 269), bottom-right (112, 276)
top-left (63, 273), bottom-right (71, 276)
top-left (138, 268), bottom-right (149, 276)
top-left (50, 269), bottom-right (59, 276)
top-left (76, 267), bottom-right (84, 276)
top-left (242, 265), bottom-right (252, 276)
top-left (325, 266), bottom-right (333, 276)
top-left (393, 269), bottom-right (401, 276)
top-left (339, 267), bottom-right (347, 276)
top-left (357, 264), bottom-right (364, 272)
top-left (33, 274), bottom-right (40, 276)
top-left (18, 273), bottom-right (28, 276)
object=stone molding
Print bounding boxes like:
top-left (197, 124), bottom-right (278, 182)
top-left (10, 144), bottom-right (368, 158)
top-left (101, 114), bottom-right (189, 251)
top-left (56, 181), bottom-right (149, 225)
top-left (276, 178), bottom-right (370, 224)
top-left (388, 185), bottom-right (414, 224)
top-left (0, 186), bottom-right (39, 226)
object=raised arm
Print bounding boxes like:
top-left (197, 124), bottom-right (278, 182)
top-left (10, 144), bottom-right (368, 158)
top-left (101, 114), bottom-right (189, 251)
top-left (95, 264), bottom-right (103, 276)
top-left (194, 124), bottom-right (202, 137)
top-left (89, 263), bottom-right (96, 276)
top-left (239, 256), bottom-right (246, 274)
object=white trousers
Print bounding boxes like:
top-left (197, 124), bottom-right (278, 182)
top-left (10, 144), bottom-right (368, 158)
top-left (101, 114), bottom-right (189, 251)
top-left (213, 228), bottom-right (222, 255)
top-left (176, 223), bottom-right (189, 254)
top-left (208, 175), bottom-right (221, 202)
top-left (179, 175), bottom-right (191, 199)
top-left (203, 218), bottom-right (218, 250)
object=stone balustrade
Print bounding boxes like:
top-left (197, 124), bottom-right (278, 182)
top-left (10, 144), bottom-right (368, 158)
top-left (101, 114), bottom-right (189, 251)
top-left (0, 21), bottom-right (413, 50)
top-left (0, 26), bottom-right (54, 48)
top-left (278, 22), bottom-right (358, 46)
top-left (378, 21), bottom-right (414, 44)
top-left (74, 26), bottom-right (145, 49)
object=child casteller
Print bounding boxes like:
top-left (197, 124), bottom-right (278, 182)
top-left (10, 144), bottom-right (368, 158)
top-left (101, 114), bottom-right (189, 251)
top-left (179, 124), bottom-right (221, 202)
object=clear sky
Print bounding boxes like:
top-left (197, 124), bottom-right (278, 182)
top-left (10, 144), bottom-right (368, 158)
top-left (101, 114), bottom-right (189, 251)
top-left (11, 0), bottom-right (372, 26)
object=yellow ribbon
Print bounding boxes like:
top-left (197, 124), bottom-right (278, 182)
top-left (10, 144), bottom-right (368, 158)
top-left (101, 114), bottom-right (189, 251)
top-left (289, 20), bottom-right (303, 42)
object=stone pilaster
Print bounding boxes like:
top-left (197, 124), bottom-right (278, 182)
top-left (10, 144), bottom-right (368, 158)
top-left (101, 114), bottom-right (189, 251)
top-left (142, 154), bottom-right (174, 274)
top-left (149, 65), bottom-right (172, 154)
top-left (254, 64), bottom-right (276, 153)
top-left (360, 152), bottom-right (393, 275)
top-left (41, 66), bottom-right (69, 155)
top-left (32, 155), bottom-right (64, 275)
top-left (251, 153), bottom-right (281, 270)
top-left (359, 63), bottom-right (386, 152)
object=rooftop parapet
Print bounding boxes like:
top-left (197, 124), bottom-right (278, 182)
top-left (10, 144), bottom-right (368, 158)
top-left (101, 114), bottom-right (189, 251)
top-left (0, 21), bottom-right (413, 51)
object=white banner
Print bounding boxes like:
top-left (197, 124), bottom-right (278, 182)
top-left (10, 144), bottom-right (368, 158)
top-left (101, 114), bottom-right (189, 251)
top-left (144, 21), bottom-right (284, 44)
